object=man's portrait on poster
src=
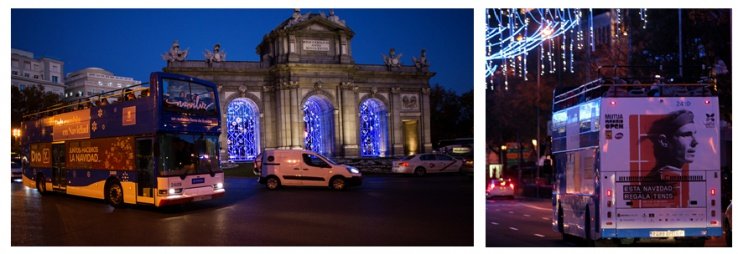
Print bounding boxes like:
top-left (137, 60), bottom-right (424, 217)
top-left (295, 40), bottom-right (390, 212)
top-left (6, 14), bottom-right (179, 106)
top-left (645, 109), bottom-right (699, 181)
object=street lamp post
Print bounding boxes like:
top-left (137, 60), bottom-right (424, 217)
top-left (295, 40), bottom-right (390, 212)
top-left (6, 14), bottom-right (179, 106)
top-left (500, 145), bottom-right (507, 178)
top-left (536, 27), bottom-right (552, 200)
top-left (532, 139), bottom-right (539, 197)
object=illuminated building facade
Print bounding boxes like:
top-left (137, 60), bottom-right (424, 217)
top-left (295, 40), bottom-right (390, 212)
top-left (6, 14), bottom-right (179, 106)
top-left (164, 10), bottom-right (434, 160)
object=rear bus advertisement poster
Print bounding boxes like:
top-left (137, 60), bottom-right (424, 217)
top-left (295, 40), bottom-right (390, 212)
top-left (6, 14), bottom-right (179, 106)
top-left (600, 97), bottom-right (720, 209)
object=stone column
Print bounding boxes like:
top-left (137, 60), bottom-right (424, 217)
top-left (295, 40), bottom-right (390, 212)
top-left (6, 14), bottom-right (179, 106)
top-left (421, 87), bottom-right (433, 153)
top-left (289, 81), bottom-right (301, 149)
top-left (390, 87), bottom-right (404, 156)
top-left (277, 81), bottom-right (289, 149)
top-left (262, 85), bottom-right (275, 150)
top-left (340, 82), bottom-right (359, 157)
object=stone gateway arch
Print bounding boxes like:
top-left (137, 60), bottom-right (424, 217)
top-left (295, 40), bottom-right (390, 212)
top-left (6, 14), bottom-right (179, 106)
top-left (164, 10), bottom-right (433, 160)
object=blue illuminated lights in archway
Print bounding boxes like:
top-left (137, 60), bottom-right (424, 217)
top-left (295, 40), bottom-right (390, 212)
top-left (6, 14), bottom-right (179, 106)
top-left (359, 99), bottom-right (389, 157)
top-left (226, 98), bottom-right (260, 161)
top-left (303, 96), bottom-right (335, 156)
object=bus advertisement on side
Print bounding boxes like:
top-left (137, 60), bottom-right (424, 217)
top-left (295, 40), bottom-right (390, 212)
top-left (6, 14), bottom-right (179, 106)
top-left (599, 97), bottom-right (721, 239)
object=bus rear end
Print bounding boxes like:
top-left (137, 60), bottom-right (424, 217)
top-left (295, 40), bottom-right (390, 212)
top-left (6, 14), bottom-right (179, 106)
top-left (599, 96), bottom-right (721, 244)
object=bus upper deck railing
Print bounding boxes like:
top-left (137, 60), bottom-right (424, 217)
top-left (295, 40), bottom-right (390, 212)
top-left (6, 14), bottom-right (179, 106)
top-left (23, 83), bottom-right (151, 121)
top-left (553, 79), bottom-right (716, 111)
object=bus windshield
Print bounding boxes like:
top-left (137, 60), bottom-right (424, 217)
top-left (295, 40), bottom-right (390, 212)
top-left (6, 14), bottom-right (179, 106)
top-left (159, 134), bottom-right (219, 177)
top-left (161, 78), bottom-right (217, 116)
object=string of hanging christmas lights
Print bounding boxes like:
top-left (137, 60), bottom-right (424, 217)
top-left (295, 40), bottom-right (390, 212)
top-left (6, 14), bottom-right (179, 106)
top-left (359, 99), bottom-right (387, 157)
top-left (226, 99), bottom-right (260, 161)
top-left (303, 99), bottom-right (325, 154)
top-left (486, 8), bottom-right (647, 90)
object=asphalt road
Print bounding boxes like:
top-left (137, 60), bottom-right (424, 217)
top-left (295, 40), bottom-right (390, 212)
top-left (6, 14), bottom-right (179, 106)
top-left (11, 174), bottom-right (472, 246)
top-left (486, 196), bottom-right (730, 247)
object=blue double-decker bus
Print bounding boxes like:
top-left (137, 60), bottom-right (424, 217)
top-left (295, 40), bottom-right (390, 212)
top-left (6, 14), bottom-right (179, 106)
top-left (21, 72), bottom-right (225, 207)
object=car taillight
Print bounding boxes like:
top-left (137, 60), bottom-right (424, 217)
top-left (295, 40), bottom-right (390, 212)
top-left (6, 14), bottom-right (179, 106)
top-left (489, 182), bottom-right (495, 190)
top-left (510, 183), bottom-right (514, 189)
top-left (400, 162), bottom-right (409, 167)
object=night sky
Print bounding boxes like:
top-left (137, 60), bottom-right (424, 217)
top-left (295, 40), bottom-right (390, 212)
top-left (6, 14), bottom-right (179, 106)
top-left (11, 9), bottom-right (474, 94)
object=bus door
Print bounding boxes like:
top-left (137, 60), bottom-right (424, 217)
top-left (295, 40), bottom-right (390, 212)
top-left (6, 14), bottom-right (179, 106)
top-left (51, 143), bottom-right (67, 191)
top-left (135, 138), bottom-right (155, 203)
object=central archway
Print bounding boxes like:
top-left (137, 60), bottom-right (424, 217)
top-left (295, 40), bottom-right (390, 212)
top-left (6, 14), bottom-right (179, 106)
top-left (226, 98), bottom-right (260, 161)
top-left (302, 95), bottom-right (335, 156)
top-left (359, 98), bottom-right (389, 157)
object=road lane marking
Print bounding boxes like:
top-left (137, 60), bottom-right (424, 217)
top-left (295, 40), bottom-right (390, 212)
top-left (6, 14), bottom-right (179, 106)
top-left (523, 214), bottom-right (531, 217)
top-left (509, 227), bottom-right (519, 231)
top-left (542, 217), bottom-right (549, 220)
top-left (508, 211), bottom-right (514, 214)
top-left (534, 234), bottom-right (545, 238)
top-left (520, 203), bottom-right (551, 211)
top-left (490, 222), bottom-right (499, 225)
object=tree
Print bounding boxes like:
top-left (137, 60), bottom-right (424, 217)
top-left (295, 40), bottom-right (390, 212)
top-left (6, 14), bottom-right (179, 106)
top-left (429, 84), bottom-right (473, 148)
top-left (11, 85), bottom-right (63, 129)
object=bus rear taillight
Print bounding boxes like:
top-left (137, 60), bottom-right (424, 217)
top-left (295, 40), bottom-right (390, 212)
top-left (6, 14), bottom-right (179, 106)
top-left (607, 189), bottom-right (612, 197)
top-left (710, 188), bottom-right (716, 196)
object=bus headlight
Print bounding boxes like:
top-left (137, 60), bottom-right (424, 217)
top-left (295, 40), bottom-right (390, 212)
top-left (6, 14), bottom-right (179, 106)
top-left (214, 182), bottom-right (223, 189)
top-left (167, 188), bottom-right (182, 195)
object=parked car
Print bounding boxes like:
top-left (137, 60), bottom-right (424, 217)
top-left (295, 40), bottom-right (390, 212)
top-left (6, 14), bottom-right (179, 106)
top-left (11, 157), bottom-right (22, 180)
top-left (391, 153), bottom-right (463, 176)
top-left (486, 178), bottom-right (515, 199)
top-left (254, 150), bottom-right (362, 190)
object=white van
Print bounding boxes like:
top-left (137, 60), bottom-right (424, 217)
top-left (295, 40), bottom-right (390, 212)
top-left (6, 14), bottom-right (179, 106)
top-left (254, 150), bottom-right (362, 190)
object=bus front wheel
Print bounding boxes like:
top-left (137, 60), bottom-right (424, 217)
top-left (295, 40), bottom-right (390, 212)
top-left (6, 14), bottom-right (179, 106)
top-left (106, 180), bottom-right (125, 208)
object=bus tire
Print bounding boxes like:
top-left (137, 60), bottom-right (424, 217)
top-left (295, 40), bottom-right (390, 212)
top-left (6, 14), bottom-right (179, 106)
top-left (36, 174), bottom-right (47, 195)
top-left (557, 205), bottom-right (565, 236)
top-left (106, 180), bottom-right (125, 208)
top-left (414, 167), bottom-right (426, 177)
top-left (266, 176), bottom-right (281, 190)
top-left (584, 208), bottom-right (595, 246)
top-left (329, 176), bottom-right (346, 191)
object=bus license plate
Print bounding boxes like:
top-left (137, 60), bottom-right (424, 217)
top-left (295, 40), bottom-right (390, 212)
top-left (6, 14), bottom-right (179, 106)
top-left (649, 230), bottom-right (685, 237)
top-left (193, 195), bottom-right (212, 202)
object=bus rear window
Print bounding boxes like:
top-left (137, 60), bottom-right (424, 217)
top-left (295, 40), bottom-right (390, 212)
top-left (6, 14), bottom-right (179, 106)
top-left (162, 78), bottom-right (217, 116)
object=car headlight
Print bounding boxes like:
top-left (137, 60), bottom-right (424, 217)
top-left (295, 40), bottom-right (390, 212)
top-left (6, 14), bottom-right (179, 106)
top-left (347, 166), bottom-right (360, 174)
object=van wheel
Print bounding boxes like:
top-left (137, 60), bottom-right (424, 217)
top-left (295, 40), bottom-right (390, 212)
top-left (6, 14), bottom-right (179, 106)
top-left (266, 176), bottom-right (281, 190)
top-left (414, 167), bottom-right (426, 177)
top-left (330, 177), bottom-right (346, 191)
top-left (36, 175), bottom-right (47, 195)
top-left (106, 180), bottom-right (125, 208)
